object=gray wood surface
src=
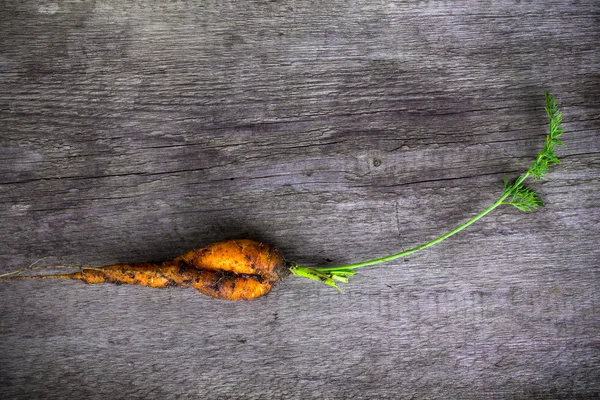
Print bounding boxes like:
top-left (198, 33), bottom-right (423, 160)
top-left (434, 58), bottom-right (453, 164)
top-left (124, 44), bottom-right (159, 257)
top-left (1, 1), bottom-right (599, 399)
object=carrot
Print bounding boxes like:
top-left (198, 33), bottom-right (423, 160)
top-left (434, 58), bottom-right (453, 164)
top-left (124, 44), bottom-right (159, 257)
top-left (0, 239), bottom-right (286, 301)
top-left (0, 92), bottom-right (565, 301)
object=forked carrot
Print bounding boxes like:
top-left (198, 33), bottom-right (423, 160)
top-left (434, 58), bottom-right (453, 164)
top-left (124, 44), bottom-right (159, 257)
top-left (0, 240), bottom-right (286, 300)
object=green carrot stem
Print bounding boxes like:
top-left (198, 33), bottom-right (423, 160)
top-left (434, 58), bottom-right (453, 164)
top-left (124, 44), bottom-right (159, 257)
top-left (314, 174), bottom-right (529, 272)
top-left (291, 91), bottom-right (563, 289)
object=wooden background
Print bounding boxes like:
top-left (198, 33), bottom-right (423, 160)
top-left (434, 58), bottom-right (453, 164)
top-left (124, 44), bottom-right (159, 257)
top-left (1, 1), bottom-right (599, 399)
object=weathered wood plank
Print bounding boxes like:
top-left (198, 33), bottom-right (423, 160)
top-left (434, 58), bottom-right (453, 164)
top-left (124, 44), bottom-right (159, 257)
top-left (0, 0), bottom-right (599, 399)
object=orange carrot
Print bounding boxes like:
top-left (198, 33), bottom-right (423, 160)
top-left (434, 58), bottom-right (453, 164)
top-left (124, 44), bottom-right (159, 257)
top-left (0, 240), bottom-right (286, 301)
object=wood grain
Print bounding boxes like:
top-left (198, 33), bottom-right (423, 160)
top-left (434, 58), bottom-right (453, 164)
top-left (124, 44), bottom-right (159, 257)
top-left (0, 0), bottom-right (599, 399)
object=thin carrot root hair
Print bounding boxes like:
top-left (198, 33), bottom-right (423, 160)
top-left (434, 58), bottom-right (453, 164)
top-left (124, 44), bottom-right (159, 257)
top-left (0, 274), bottom-right (76, 283)
top-left (0, 265), bottom-right (93, 279)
